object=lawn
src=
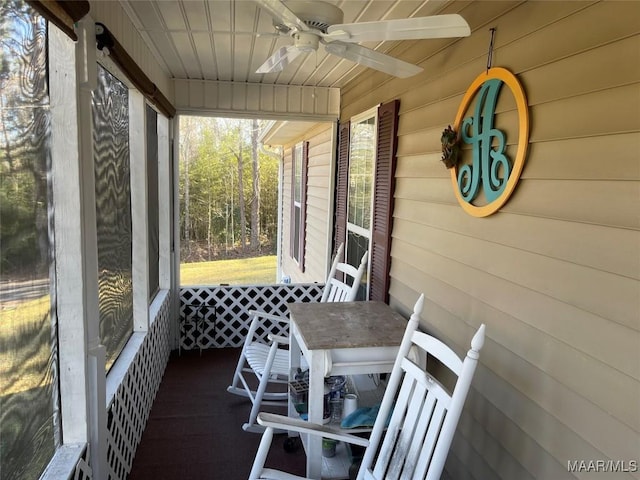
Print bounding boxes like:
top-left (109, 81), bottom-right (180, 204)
top-left (180, 255), bottom-right (277, 286)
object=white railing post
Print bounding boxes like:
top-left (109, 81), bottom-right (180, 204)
top-left (76, 17), bottom-right (108, 480)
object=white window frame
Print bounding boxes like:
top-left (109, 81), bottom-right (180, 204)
top-left (292, 142), bottom-right (303, 264)
top-left (345, 106), bottom-right (378, 296)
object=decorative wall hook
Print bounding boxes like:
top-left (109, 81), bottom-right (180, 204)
top-left (486, 28), bottom-right (496, 72)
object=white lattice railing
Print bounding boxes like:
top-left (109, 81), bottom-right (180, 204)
top-left (106, 292), bottom-right (172, 479)
top-left (72, 445), bottom-right (92, 480)
top-left (179, 284), bottom-right (325, 350)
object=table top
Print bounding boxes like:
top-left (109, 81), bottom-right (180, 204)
top-left (287, 301), bottom-right (407, 351)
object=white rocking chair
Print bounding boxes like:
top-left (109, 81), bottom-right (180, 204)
top-left (227, 243), bottom-right (368, 432)
top-left (248, 294), bottom-right (485, 480)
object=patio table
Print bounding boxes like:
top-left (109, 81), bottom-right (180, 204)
top-left (287, 301), bottom-right (407, 479)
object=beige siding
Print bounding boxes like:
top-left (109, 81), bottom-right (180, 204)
top-left (342, 1), bottom-right (640, 479)
top-left (280, 124), bottom-right (336, 283)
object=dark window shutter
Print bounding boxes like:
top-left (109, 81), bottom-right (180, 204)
top-left (334, 121), bottom-right (350, 256)
top-left (369, 100), bottom-right (400, 302)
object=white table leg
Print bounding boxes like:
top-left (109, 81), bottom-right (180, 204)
top-left (306, 348), bottom-right (325, 479)
top-left (288, 330), bottom-right (302, 421)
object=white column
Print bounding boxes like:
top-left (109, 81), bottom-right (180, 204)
top-left (276, 149), bottom-right (284, 282)
top-left (49, 20), bottom-right (91, 446)
top-left (171, 118), bottom-right (181, 349)
top-left (157, 115), bottom-right (171, 292)
top-left (129, 90), bottom-right (150, 332)
top-left (74, 17), bottom-right (107, 480)
top-left (49, 17), bottom-right (107, 480)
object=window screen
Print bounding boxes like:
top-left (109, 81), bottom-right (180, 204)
top-left (0, 3), bottom-right (59, 478)
top-left (147, 105), bottom-right (159, 299)
top-left (92, 64), bottom-right (133, 371)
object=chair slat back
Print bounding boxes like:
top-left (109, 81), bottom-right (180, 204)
top-left (358, 295), bottom-right (485, 480)
top-left (323, 278), bottom-right (351, 302)
top-left (372, 358), bottom-right (452, 480)
top-left (320, 245), bottom-right (368, 303)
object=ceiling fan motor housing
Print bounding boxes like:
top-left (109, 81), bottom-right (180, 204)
top-left (293, 31), bottom-right (320, 52)
top-left (275, 1), bottom-right (344, 33)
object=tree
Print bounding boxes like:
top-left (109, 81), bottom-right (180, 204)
top-left (233, 122), bottom-right (246, 252)
top-left (179, 116), bottom-right (196, 256)
top-left (258, 143), bottom-right (281, 249)
top-left (0, 1), bottom-right (49, 275)
top-left (250, 118), bottom-right (260, 251)
top-left (178, 116), bottom-right (280, 260)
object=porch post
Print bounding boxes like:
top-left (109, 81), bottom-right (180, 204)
top-left (49, 18), bottom-right (91, 448)
top-left (130, 89), bottom-right (151, 332)
top-left (171, 117), bottom-right (181, 349)
top-left (157, 115), bottom-right (171, 292)
top-left (76, 17), bottom-right (108, 480)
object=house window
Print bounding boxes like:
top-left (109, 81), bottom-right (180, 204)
top-left (335, 100), bottom-right (399, 302)
top-left (0, 2), bottom-right (60, 478)
top-left (346, 111), bottom-right (377, 298)
top-left (290, 141), bottom-right (308, 270)
top-left (92, 64), bottom-right (133, 371)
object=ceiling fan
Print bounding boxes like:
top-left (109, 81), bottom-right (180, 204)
top-left (255, 0), bottom-right (470, 78)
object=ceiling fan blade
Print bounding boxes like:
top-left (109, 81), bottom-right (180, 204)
top-left (254, 0), bottom-right (308, 32)
top-left (325, 14), bottom-right (470, 43)
top-left (256, 45), bottom-right (303, 74)
top-left (324, 42), bottom-right (423, 78)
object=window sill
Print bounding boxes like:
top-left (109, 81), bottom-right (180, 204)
top-left (149, 289), bottom-right (169, 326)
top-left (106, 332), bottom-right (145, 407)
top-left (40, 443), bottom-right (87, 480)
top-left (106, 289), bottom-right (169, 406)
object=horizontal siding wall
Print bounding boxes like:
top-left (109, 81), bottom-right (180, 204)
top-left (280, 124), bottom-right (336, 283)
top-left (341, 1), bottom-right (640, 479)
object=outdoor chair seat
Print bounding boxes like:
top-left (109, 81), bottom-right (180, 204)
top-left (244, 341), bottom-right (289, 380)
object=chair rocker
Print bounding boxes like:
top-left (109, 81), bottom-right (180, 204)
top-left (227, 243), bottom-right (368, 432)
top-left (248, 294), bottom-right (485, 480)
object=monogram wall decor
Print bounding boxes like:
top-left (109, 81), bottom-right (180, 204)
top-left (450, 67), bottom-right (529, 217)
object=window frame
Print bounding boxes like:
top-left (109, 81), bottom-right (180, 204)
top-left (290, 141), bottom-right (308, 271)
top-left (345, 107), bottom-right (378, 299)
top-left (334, 100), bottom-right (400, 303)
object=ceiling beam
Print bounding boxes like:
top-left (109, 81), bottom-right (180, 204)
top-left (173, 79), bottom-right (339, 121)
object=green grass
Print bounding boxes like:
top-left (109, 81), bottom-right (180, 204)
top-left (180, 255), bottom-right (277, 286)
top-left (0, 295), bottom-right (52, 395)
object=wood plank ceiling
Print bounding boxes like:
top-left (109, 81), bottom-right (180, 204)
top-left (121, 0), bottom-right (453, 89)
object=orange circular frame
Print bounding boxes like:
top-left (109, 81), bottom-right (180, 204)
top-left (450, 67), bottom-right (529, 217)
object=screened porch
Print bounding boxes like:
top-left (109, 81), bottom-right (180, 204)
top-left (2, 1), bottom-right (638, 480)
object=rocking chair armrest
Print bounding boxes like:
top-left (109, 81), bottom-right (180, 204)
top-left (256, 413), bottom-right (371, 447)
top-left (267, 334), bottom-right (290, 345)
top-left (248, 310), bottom-right (291, 325)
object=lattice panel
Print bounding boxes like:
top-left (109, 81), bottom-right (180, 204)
top-left (106, 294), bottom-right (171, 480)
top-left (72, 445), bottom-right (92, 480)
top-left (179, 284), bottom-right (325, 349)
